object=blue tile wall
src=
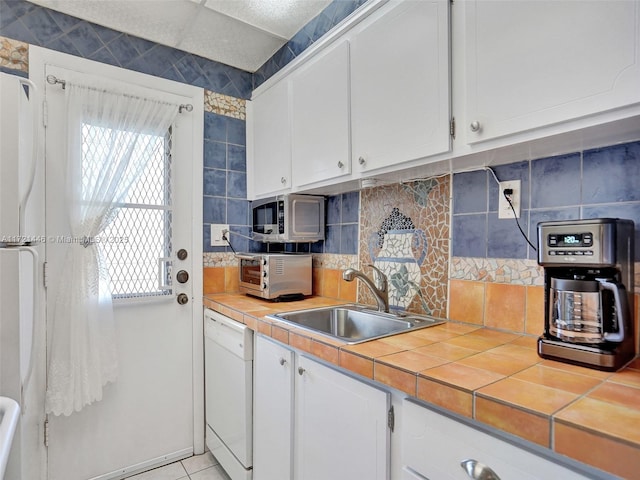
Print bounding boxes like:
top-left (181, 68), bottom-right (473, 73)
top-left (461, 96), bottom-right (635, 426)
top-left (253, 0), bottom-right (367, 88)
top-left (311, 191), bottom-right (360, 255)
top-left (203, 112), bottom-right (249, 253)
top-left (0, 0), bottom-right (253, 98)
top-left (452, 140), bottom-right (640, 261)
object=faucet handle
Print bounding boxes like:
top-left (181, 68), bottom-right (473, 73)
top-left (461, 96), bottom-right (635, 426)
top-left (366, 264), bottom-right (387, 291)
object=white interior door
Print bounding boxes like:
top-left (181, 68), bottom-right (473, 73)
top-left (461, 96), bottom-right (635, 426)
top-left (33, 49), bottom-right (203, 480)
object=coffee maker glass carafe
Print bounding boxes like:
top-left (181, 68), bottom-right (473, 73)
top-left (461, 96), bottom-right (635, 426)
top-left (549, 277), bottom-right (628, 344)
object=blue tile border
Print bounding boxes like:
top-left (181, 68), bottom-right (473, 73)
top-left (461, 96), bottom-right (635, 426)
top-left (253, 0), bottom-right (367, 88)
top-left (0, 0), bottom-right (253, 98)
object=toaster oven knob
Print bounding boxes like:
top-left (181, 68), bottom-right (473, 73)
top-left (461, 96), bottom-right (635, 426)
top-left (263, 271), bottom-right (267, 277)
top-left (263, 283), bottom-right (267, 290)
top-left (262, 258), bottom-right (267, 265)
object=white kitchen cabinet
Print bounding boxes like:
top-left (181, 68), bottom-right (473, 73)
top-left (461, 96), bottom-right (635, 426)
top-left (463, 0), bottom-right (640, 144)
top-left (402, 399), bottom-right (592, 480)
top-left (350, 0), bottom-right (451, 173)
top-left (252, 335), bottom-right (294, 480)
top-left (247, 79), bottom-right (292, 198)
top-left (291, 40), bottom-right (351, 187)
top-left (294, 354), bottom-right (390, 480)
top-left (253, 335), bottom-right (391, 480)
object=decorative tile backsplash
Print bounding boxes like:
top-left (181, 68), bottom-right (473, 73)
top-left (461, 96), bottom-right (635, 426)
top-left (359, 178), bottom-right (450, 318)
top-left (0, 35), bottom-right (27, 73)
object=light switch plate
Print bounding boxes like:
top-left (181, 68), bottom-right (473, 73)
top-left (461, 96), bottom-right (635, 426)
top-left (210, 224), bottom-right (229, 246)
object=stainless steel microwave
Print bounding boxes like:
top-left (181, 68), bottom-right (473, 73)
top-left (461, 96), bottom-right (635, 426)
top-left (238, 253), bottom-right (312, 300)
top-left (251, 194), bottom-right (325, 243)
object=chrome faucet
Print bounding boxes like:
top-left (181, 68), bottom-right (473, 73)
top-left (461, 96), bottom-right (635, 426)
top-left (342, 264), bottom-right (389, 313)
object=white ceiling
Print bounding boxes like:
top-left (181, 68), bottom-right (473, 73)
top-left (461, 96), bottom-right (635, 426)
top-left (29, 0), bottom-right (333, 72)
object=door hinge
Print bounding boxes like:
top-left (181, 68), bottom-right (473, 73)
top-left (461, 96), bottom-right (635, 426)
top-left (449, 117), bottom-right (456, 139)
top-left (42, 100), bottom-right (48, 128)
top-left (43, 261), bottom-right (48, 288)
top-left (388, 405), bottom-right (395, 432)
top-left (44, 418), bottom-right (49, 447)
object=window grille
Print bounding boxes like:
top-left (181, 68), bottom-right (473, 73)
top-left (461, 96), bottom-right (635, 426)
top-left (82, 123), bottom-right (173, 298)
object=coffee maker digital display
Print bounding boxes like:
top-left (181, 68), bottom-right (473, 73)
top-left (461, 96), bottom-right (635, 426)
top-left (537, 218), bottom-right (635, 371)
top-left (548, 232), bottom-right (593, 247)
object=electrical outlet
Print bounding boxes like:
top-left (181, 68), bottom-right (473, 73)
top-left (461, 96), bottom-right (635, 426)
top-left (498, 180), bottom-right (521, 219)
top-left (210, 224), bottom-right (229, 246)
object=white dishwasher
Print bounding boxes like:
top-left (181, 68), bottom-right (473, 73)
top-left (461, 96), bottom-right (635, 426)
top-left (204, 309), bottom-right (254, 480)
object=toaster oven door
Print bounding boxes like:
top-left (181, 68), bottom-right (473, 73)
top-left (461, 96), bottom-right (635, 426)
top-left (238, 255), bottom-right (264, 294)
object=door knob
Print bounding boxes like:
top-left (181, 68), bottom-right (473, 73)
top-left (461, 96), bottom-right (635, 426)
top-left (177, 249), bottom-right (188, 260)
top-left (358, 156), bottom-right (366, 165)
top-left (470, 121), bottom-right (481, 132)
top-left (279, 358), bottom-right (287, 366)
top-left (177, 293), bottom-right (189, 305)
top-left (298, 367), bottom-right (305, 376)
top-left (176, 270), bottom-right (189, 283)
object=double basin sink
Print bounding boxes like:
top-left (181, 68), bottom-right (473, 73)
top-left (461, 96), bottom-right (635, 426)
top-left (267, 305), bottom-right (444, 344)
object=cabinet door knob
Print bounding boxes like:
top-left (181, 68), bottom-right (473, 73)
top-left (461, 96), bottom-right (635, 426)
top-left (460, 459), bottom-right (501, 480)
top-left (281, 176), bottom-right (287, 184)
top-left (337, 161), bottom-right (344, 169)
top-left (298, 366), bottom-right (305, 376)
top-left (358, 156), bottom-right (366, 165)
top-left (279, 358), bottom-right (287, 366)
top-left (470, 121), bottom-right (481, 132)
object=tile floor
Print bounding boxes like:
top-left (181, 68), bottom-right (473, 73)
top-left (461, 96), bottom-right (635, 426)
top-left (125, 452), bottom-right (230, 480)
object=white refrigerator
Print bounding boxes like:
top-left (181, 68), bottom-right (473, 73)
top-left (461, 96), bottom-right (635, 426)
top-left (0, 72), bottom-right (46, 480)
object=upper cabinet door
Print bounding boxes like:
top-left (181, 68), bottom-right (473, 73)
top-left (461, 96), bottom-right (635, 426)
top-left (248, 79), bottom-right (292, 198)
top-left (291, 40), bottom-right (351, 188)
top-left (351, 0), bottom-right (451, 174)
top-left (464, 0), bottom-right (640, 144)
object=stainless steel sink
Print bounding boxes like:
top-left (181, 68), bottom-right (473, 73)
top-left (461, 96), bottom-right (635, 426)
top-left (267, 305), bottom-right (444, 344)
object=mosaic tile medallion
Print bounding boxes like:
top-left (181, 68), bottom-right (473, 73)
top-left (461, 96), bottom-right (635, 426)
top-left (0, 36), bottom-right (28, 73)
top-left (204, 90), bottom-right (246, 120)
top-left (369, 209), bottom-right (428, 310)
top-left (359, 178), bottom-right (450, 318)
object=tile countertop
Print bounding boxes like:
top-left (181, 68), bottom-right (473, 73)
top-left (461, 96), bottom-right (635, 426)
top-left (203, 293), bottom-right (640, 479)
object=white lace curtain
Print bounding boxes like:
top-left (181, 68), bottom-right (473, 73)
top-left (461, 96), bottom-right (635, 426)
top-left (46, 83), bottom-right (178, 416)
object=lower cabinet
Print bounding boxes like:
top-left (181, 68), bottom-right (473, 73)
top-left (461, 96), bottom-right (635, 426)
top-left (402, 399), bottom-right (592, 480)
top-left (253, 335), bottom-right (391, 480)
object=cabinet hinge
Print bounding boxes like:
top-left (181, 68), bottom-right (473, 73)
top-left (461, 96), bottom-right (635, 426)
top-left (449, 117), bottom-right (456, 139)
top-left (388, 405), bottom-right (395, 432)
top-left (44, 418), bottom-right (49, 447)
top-left (43, 261), bottom-right (48, 288)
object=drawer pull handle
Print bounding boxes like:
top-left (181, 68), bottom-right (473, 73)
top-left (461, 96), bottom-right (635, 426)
top-left (460, 459), bottom-right (501, 480)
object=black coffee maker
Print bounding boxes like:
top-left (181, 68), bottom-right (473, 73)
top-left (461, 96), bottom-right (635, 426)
top-left (537, 218), bottom-right (636, 371)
